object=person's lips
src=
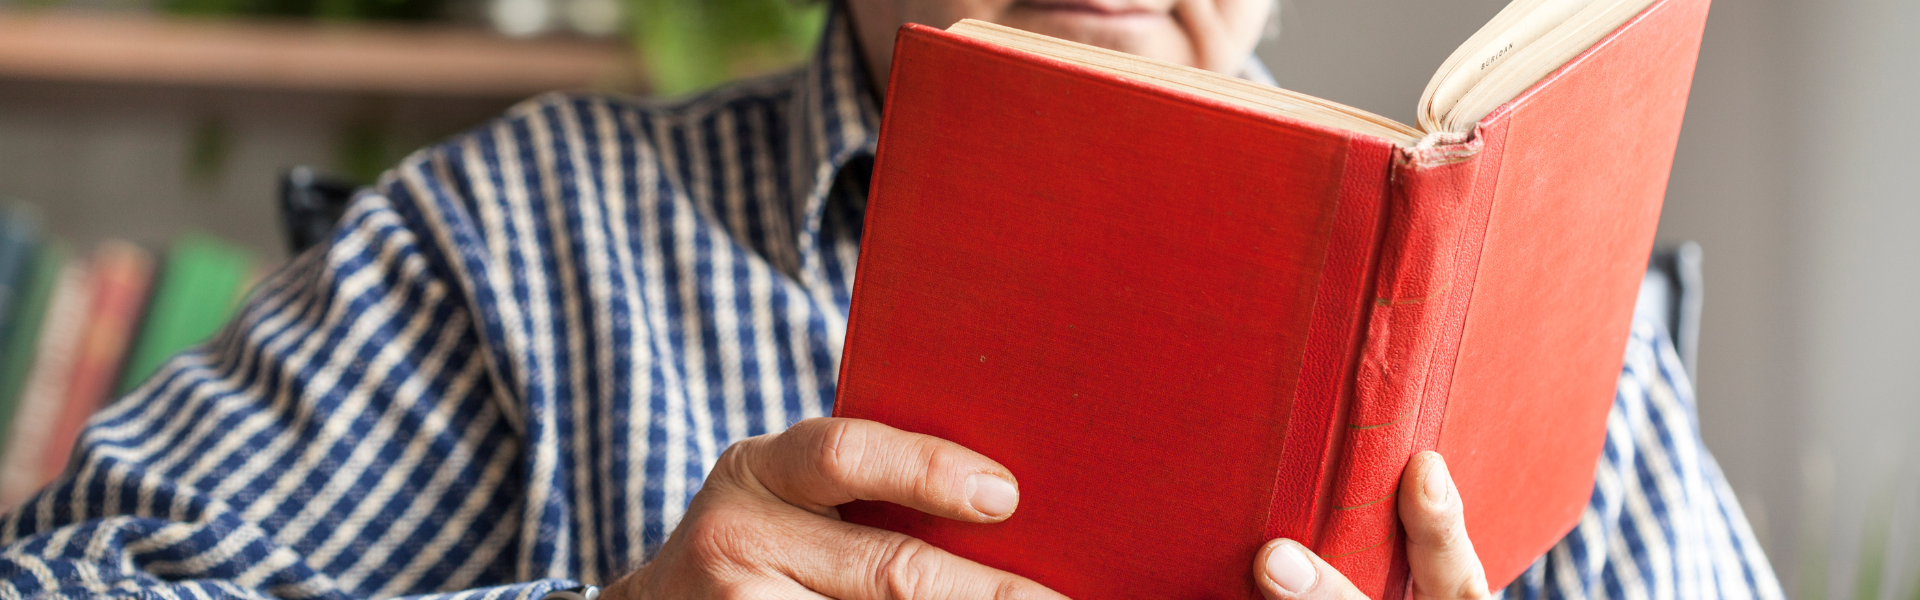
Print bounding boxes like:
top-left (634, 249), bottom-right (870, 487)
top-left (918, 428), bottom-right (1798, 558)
top-left (1014, 0), bottom-right (1160, 16)
top-left (1011, 0), bottom-right (1171, 23)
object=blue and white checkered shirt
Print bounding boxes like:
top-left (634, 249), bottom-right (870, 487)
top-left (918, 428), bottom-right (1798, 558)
top-left (0, 10), bottom-right (1783, 600)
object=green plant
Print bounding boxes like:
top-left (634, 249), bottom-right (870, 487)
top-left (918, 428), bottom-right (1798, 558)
top-left (162, 0), bottom-right (444, 22)
top-left (627, 0), bottom-right (827, 95)
top-left (1799, 475), bottom-right (1920, 600)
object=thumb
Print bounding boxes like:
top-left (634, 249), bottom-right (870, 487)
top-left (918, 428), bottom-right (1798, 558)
top-left (1399, 451), bottom-right (1491, 600)
top-left (1252, 539), bottom-right (1369, 600)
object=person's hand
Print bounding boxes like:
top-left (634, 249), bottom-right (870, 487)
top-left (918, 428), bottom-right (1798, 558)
top-left (1174, 0), bottom-right (1274, 75)
top-left (604, 417), bottom-right (1069, 600)
top-left (1251, 451), bottom-right (1491, 600)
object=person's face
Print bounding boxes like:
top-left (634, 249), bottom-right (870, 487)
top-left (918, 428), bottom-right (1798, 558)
top-left (846, 0), bottom-right (1272, 90)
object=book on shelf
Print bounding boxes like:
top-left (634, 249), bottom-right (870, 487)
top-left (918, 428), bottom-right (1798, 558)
top-left (831, 0), bottom-right (1709, 597)
top-left (0, 257), bottom-right (91, 508)
top-left (0, 207), bottom-right (49, 475)
top-left (119, 235), bottom-right (256, 394)
top-left (42, 241), bottom-right (153, 481)
top-left (0, 204), bottom-right (37, 343)
top-left (0, 223), bottom-right (261, 507)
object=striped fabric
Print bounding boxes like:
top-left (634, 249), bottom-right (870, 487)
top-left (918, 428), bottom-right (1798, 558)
top-left (0, 9), bottom-right (1780, 600)
top-left (1499, 317), bottom-right (1785, 600)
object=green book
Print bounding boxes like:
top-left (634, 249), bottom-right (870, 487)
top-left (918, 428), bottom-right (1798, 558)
top-left (117, 235), bottom-right (254, 395)
top-left (0, 240), bottom-right (65, 448)
top-left (0, 204), bottom-right (38, 330)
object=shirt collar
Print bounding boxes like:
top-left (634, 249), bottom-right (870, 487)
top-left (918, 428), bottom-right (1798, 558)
top-left (790, 6), bottom-right (882, 261)
top-left (1242, 55), bottom-right (1278, 87)
top-left (786, 12), bottom-right (1279, 254)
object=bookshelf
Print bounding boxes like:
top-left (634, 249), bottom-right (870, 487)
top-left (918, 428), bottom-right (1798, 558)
top-left (0, 9), bottom-right (643, 264)
top-left (0, 10), bottom-right (639, 97)
top-left (0, 9), bottom-right (649, 505)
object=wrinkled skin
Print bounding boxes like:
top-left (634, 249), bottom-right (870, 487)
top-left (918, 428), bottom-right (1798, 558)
top-left (844, 0), bottom-right (1273, 84)
top-left (607, 418), bottom-right (1490, 600)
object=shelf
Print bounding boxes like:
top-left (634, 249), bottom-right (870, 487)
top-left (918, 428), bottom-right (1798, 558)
top-left (0, 10), bottom-right (638, 97)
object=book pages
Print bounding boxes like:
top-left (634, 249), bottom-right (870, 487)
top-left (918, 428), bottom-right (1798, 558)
top-left (1419, 0), bottom-right (1600, 132)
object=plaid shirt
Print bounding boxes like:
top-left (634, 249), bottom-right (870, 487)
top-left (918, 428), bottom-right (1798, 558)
top-left (0, 10), bottom-right (1782, 600)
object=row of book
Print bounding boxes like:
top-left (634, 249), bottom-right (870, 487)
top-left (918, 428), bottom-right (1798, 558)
top-left (0, 203), bottom-right (262, 508)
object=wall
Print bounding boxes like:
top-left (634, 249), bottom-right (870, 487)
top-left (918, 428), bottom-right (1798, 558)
top-left (0, 79), bottom-right (512, 261)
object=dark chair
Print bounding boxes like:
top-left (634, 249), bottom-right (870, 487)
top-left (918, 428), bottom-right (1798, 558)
top-left (1641, 242), bottom-right (1703, 383)
top-left (277, 166), bottom-right (360, 255)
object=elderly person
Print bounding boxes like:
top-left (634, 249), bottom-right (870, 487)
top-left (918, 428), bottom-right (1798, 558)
top-left (0, 1), bottom-right (1781, 599)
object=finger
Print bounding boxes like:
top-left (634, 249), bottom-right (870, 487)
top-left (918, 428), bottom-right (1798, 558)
top-left (1252, 539), bottom-right (1369, 600)
top-left (1398, 452), bottom-right (1491, 600)
top-left (782, 515), bottom-right (1069, 600)
top-left (727, 579), bottom-right (835, 600)
top-left (1173, 0), bottom-right (1231, 71)
top-left (729, 418), bottom-right (1020, 522)
top-left (1174, 0), bottom-right (1273, 74)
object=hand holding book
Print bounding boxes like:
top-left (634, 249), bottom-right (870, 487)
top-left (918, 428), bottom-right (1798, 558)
top-left (600, 418), bottom-right (1489, 600)
top-left (835, 0), bottom-right (1707, 595)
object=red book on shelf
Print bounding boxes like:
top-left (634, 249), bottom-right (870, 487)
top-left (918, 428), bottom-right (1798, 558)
top-left (40, 241), bottom-right (152, 483)
top-left (831, 0), bottom-right (1709, 597)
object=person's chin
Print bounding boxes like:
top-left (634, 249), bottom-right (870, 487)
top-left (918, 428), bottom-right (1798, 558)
top-left (998, 2), bottom-right (1196, 66)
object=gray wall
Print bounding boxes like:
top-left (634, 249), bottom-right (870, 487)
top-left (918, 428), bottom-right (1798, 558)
top-left (0, 80), bottom-right (513, 261)
top-left (1257, 0), bottom-right (1920, 596)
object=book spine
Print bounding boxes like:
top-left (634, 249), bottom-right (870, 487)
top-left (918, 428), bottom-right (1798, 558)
top-left (0, 208), bottom-right (45, 454)
top-left (0, 205), bottom-right (40, 336)
top-left (0, 242), bottom-right (63, 462)
top-left (118, 234), bottom-right (252, 394)
top-left (0, 261), bottom-right (91, 508)
top-left (1315, 133), bottom-right (1490, 599)
top-left (1266, 135), bottom-right (1395, 548)
top-left (41, 241), bottom-right (153, 484)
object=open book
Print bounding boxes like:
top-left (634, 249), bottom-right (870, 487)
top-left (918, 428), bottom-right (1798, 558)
top-left (948, 0), bottom-right (1660, 145)
top-left (833, 0), bottom-right (1709, 598)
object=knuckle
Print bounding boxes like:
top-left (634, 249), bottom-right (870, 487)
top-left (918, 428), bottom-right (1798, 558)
top-left (990, 578), bottom-right (1049, 600)
top-left (711, 582), bottom-right (778, 600)
top-left (1412, 503), bottom-right (1468, 549)
top-left (811, 419), bottom-right (870, 489)
top-left (1427, 515), bottom-right (1466, 548)
top-left (680, 507), bottom-right (772, 570)
top-left (712, 436), bottom-right (765, 483)
top-left (875, 537), bottom-right (944, 599)
top-left (1454, 571), bottom-right (1491, 600)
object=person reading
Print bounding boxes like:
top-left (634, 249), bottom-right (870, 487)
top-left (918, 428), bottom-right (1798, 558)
top-left (0, 0), bottom-right (1782, 599)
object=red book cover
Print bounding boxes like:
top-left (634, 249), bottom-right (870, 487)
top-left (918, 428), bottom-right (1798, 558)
top-left (833, 0), bottom-right (1708, 597)
top-left (40, 241), bottom-right (152, 483)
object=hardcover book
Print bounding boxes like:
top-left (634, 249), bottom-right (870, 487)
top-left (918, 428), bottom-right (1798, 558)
top-left (831, 0), bottom-right (1710, 597)
top-left (119, 234), bottom-right (254, 394)
top-left (0, 258), bottom-right (89, 507)
top-left (42, 241), bottom-right (153, 481)
top-left (0, 241), bottom-right (62, 468)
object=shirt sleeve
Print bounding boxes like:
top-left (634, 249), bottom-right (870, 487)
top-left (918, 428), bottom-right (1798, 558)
top-left (0, 190), bottom-right (572, 600)
top-left (1499, 316), bottom-right (1787, 600)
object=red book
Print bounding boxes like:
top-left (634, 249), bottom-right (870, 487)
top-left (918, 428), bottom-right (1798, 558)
top-left (40, 241), bottom-right (152, 483)
top-left (831, 0), bottom-right (1709, 597)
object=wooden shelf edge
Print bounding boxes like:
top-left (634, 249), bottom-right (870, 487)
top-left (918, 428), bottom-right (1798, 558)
top-left (0, 10), bottom-right (642, 97)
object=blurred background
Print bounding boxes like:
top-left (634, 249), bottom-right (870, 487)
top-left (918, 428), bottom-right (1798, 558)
top-left (0, 0), bottom-right (1914, 597)
top-left (0, 0), bottom-right (825, 260)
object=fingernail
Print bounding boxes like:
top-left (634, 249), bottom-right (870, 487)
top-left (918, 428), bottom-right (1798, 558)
top-left (968, 473), bottom-right (1018, 517)
top-left (1265, 541), bottom-right (1317, 594)
top-left (1423, 454), bottom-right (1450, 505)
